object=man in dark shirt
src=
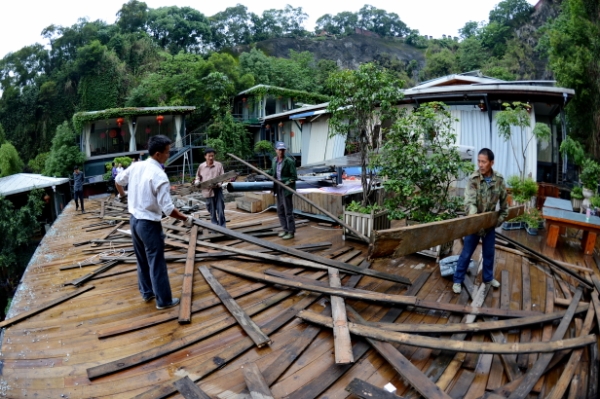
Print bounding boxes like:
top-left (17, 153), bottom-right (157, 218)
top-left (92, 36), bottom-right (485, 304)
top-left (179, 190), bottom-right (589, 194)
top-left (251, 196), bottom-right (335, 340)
top-left (73, 166), bottom-right (84, 213)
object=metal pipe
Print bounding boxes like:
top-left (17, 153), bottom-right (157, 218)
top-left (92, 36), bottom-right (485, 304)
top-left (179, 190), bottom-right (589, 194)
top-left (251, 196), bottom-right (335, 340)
top-left (225, 181), bottom-right (315, 192)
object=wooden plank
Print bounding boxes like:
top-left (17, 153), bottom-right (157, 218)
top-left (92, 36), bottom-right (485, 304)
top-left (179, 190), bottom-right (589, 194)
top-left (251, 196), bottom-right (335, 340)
top-left (284, 272), bottom-right (431, 399)
top-left (173, 376), bottom-right (211, 399)
top-left (64, 260), bottom-right (121, 287)
top-left (198, 170), bottom-right (238, 189)
top-left (298, 309), bottom-right (594, 354)
top-left (449, 370), bottom-right (476, 399)
top-left (241, 362), bottom-right (275, 399)
top-left (517, 258), bottom-right (532, 369)
top-left (91, 221), bottom-right (125, 247)
top-left (506, 288), bottom-right (583, 399)
top-left (178, 225), bottom-right (198, 324)
top-left (345, 306), bottom-right (453, 399)
top-left (346, 378), bottom-right (403, 399)
top-left (328, 267), bottom-right (354, 364)
top-left (227, 152), bottom-right (370, 242)
top-left (368, 206), bottom-right (524, 259)
top-left (211, 263), bottom-right (541, 318)
top-left (0, 285), bottom-right (95, 329)
top-left (532, 276), bottom-right (555, 393)
top-left (545, 303), bottom-right (595, 399)
top-left (199, 265), bottom-right (271, 348)
top-left (191, 217), bottom-right (410, 284)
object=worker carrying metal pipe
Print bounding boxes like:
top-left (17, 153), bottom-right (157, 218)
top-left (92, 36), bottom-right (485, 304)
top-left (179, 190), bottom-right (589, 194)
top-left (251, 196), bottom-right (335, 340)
top-left (271, 141), bottom-right (297, 240)
top-left (452, 148), bottom-right (508, 294)
top-left (115, 135), bottom-right (192, 310)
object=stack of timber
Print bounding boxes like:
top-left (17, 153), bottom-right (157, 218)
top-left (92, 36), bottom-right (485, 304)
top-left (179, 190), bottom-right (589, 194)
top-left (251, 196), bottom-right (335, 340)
top-left (0, 192), bottom-right (599, 398)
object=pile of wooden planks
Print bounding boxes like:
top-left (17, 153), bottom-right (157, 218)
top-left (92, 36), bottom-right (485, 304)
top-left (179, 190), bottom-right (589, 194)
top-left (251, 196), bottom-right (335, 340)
top-left (1, 191), bottom-right (600, 399)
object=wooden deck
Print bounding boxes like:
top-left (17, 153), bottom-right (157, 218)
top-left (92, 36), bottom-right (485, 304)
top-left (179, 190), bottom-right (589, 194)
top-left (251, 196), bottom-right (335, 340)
top-left (0, 197), bottom-right (599, 398)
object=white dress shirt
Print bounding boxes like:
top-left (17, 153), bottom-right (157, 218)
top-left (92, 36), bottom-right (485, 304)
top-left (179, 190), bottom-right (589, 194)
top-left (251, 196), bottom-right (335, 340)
top-left (115, 158), bottom-right (174, 221)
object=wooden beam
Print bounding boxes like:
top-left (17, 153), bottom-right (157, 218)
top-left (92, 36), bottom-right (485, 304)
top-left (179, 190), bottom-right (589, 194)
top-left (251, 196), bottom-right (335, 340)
top-left (241, 362), bottom-right (274, 399)
top-left (507, 288), bottom-right (584, 399)
top-left (356, 306), bottom-right (588, 334)
top-left (0, 285), bottom-right (95, 329)
top-left (283, 272), bottom-right (431, 399)
top-left (173, 376), bottom-right (211, 399)
top-left (198, 170), bottom-right (238, 189)
top-left (545, 302), bottom-right (595, 399)
top-left (178, 226), bottom-right (198, 324)
top-left (211, 263), bottom-right (541, 318)
top-left (199, 266), bottom-right (271, 348)
top-left (328, 267), bottom-right (354, 364)
top-left (298, 309), bottom-right (594, 354)
top-left (346, 378), bottom-right (406, 399)
top-left (91, 221), bottom-right (125, 247)
top-left (65, 260), bottom-right (121, 287)
top-left (227, 152), bottom-right (369, 242)
top-left (368, 206), bottom-right (524, 259)
top-left (346, 306), bottom-right (453, 399)
top-left (191, 217), bottom-right (411, 285)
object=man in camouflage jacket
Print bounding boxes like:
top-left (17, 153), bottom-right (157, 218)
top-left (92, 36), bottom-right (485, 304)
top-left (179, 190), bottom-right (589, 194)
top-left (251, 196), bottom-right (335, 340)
top-left (452, 148), bottom-right (508, 294)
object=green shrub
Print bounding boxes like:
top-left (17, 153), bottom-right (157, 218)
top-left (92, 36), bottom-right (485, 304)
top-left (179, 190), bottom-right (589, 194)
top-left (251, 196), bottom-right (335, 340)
top-left (580, 158), bottom-right (600, 190)
top-left (571, 186), bottom-right (584, 200)
top-left (345, 200), bottom-right (384, 215)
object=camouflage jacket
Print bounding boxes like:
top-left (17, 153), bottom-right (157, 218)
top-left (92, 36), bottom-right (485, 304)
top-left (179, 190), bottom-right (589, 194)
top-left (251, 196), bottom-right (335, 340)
top-left (464, 169), bottom-right (509, 224)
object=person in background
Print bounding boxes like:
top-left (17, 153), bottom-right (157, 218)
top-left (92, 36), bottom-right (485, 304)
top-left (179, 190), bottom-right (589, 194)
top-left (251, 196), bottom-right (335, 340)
top-left (452, 148), bottom-right (507, 294)
top-left (116, 162), bottom-right (124, 175)
top-left (271, 141), bottom-right (297, 240)
top-left (115, 135), bottom-right (193, 310)
top-left (111, 162), bottom-right (118, 179)
top-left (73, 166), bottom-right (85, 214)
top-left (194, 148), bottom-right (226, 227)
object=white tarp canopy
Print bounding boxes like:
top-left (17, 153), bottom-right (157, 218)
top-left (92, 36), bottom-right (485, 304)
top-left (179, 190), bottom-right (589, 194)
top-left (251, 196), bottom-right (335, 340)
top-left (0, 174), bottom-right (69, 197)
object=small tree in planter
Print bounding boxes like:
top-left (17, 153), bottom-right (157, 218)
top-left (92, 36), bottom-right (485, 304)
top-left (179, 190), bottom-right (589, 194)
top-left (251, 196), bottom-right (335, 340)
top-left (254, 140), bottom-right (274, 170)
top-left (326, 62), bottom-right (402, 208)
top-left (507, 175), bottom-right (538, 208)
top-left (571, 186), bottom-right (584, 211)
top-left (514, 208), bottom-right (544, 235)
top-left (377, 102), bottom-right (474, 223)
top-left (496, 102), bottom-right (551, 180)
top-left (590, 194), bottom-right (600, 216)
top-left (580, 158), bottom-right (600, 209)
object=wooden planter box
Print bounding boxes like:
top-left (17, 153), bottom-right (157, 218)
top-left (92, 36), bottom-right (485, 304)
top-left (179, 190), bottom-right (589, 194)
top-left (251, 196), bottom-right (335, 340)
top-left (343, 208), bottom-right (390, 241)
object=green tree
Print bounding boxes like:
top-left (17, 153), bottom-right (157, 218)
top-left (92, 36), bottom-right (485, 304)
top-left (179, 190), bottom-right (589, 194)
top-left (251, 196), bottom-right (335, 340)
top-left (496, 102), bottom-right (551, 180)
top-left (357, 5), bottom-right (409, 37)
top-left (378, 103), bottom-right (473, 222)
top-left (206, 110), bottom-right (252, 166)
top-left (459, 21), bottom-right (481, 39)
top-left (489, 0), bottom-right (533, 28)
top-left (423, 47), bottom-right (458, 79)
top-left (326, 63), bottom-right (403, 206)
top-left (254, 140), bottom-right (274, 169)
top-left (146, 6), bottom-right (212, 54)
top-left (239, 48), bottom-right (272, 85)
top-left (0, 189), bottom-right (45, 316)
top-left (45, 122), bottom-right (85, 177)
top-left (457, 37), bottom-right (486, 72)
top-left (210, 4), bottom-right (254, 49)
top-left (28, 152), bottom-right (50, 174)
top-left (545, 0), bottom-right (600, 157)
top-left (0, 142), bottom-right (24, 177)
top-left (116, 0), bottom-right (149, 33)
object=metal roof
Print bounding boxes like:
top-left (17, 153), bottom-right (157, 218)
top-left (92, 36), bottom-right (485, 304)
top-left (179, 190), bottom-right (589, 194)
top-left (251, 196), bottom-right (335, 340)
top-left (0, 174), bottom-right (70, 196)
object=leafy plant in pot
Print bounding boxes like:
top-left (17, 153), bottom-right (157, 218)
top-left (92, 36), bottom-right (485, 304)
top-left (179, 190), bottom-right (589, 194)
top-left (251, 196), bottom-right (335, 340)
top-left (590, 195), bottom-right (600, 216)
top-left (570, 186), bottom-right (584, 212)
top-left (514, 208), bottom-right (544, 235)
top-left (506, 175), bottom-right (538, 207)
top-left (579, 158), bottom-right (600, 209)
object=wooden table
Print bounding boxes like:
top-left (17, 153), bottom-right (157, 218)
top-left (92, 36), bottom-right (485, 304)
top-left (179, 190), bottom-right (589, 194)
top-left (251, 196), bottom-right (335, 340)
top-left (542, 207), bottom-right (600, 255)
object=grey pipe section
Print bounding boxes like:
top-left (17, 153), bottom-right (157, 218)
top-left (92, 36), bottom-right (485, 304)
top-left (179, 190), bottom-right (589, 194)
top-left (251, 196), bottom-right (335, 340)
top-left (225, 181), bottom-right (314, 192)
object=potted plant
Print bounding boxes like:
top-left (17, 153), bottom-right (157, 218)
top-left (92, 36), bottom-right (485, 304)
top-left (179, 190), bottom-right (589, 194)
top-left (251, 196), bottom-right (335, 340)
top-left (579, 158), bottom-right (600, 209)
top-left (342, 201), bottom-right (390, 240)
top-left (571, 186), bottom-right (584, 212)
top-left (377, 102), bottom-right (474, 257)
top-left (591, 194), bottom-right (600, 216)
top-left (515, 208), bottom-right (544, 235)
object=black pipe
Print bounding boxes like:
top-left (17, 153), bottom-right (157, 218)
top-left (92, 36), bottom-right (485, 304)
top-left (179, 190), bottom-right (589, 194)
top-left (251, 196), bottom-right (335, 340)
top-left (496, 232), bottom-right (593, 289)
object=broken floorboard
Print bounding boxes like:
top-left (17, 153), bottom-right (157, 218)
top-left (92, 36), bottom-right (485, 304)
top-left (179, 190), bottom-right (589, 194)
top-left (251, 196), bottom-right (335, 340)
top-left (1, 198), bottom-right (599, 398)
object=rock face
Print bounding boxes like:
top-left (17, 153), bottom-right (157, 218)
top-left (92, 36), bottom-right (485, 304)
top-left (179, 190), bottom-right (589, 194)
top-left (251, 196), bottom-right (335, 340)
top-left (232, 34), bottom-right (425, 70)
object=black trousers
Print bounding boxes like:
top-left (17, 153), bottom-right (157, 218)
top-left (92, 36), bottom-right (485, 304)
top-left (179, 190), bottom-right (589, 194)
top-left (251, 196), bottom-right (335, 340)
top-left (74, 190), bottom-right (84, 211)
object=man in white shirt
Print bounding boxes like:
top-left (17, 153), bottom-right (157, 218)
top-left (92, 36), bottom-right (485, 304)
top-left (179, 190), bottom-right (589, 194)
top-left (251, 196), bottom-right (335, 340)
top-left (115, 135), bottom-right (193, 310)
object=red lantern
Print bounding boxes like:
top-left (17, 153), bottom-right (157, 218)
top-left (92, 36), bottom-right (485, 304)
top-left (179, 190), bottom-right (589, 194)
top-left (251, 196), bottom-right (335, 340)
top-left (109, 129), bottom-right (117, 138)
top-left (278, 122), bottom-right (284, 128)
top-left (156, 115), bottom-right (164, 125)
top-left (116, 117), bottom-right (124, 127)
top-left (265, 124), bottom-right (270, 130)
top-left (299, 119), bottom-right (304, 125)
top-left (43, 194), bottom-right (50, 204)
top-left (290, 131), bottom-right (295, 137)
top-left (145, 126), bottom-right (151, 134)
top-left (100, 132), bottom-right (106, 139)
top-left (242, 97), bottom-right (246, 102)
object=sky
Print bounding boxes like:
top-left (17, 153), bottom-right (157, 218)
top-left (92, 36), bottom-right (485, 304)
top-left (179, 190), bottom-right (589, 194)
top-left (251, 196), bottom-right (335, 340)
top-left (1, 0), bottom-right (539, 59)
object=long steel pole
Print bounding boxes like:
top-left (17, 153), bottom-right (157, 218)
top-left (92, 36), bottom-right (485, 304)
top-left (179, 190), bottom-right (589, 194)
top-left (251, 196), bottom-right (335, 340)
top-left (228, 153), bottom-right (369, 243)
